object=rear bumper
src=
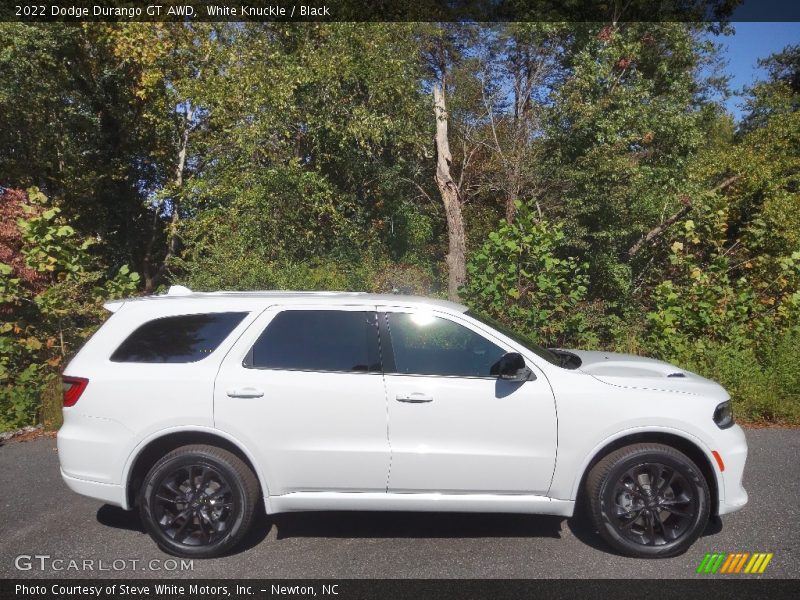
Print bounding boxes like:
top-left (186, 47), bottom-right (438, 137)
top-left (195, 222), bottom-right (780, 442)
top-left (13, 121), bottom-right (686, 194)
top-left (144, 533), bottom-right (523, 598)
top-left (57, 411), bottom-right (133, 484)
top-left (60, 469), bottom-right (129, 509)
top-left (57, 414), bottom-right (132, 508)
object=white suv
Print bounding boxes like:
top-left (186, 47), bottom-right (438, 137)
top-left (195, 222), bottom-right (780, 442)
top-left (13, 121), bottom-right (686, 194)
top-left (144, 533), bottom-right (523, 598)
top-left (58, 287), bottom-right (748, 558)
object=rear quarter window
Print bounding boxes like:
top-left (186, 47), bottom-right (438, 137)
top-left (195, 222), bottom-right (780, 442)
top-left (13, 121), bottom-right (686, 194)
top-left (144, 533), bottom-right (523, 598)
top-left (110, 312), bottom-right (248, 363)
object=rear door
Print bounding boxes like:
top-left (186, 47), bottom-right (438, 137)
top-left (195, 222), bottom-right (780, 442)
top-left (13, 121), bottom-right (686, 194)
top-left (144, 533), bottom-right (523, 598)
top-left (214, 306), bottom-right (390, 495)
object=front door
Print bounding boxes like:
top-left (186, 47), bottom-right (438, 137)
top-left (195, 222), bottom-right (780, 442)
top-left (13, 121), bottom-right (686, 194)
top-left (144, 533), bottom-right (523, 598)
top-left (214, 306), bottom-right (390, 495)
top-left (379, 308), bottom-right (557, 495)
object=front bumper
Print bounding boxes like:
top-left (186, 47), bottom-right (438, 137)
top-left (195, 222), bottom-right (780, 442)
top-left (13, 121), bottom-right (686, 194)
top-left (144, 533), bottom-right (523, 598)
top-left (716, 424), bottom-right (748, 515)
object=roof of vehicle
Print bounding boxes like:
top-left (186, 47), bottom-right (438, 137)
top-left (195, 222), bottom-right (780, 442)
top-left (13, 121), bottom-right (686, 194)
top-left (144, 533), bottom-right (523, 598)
top-left (103, 286), bottom-right (468, 313)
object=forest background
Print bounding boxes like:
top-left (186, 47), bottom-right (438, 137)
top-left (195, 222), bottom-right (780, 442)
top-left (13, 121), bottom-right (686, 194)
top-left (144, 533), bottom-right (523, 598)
top-left (1, 17), bottom-right (798, 431)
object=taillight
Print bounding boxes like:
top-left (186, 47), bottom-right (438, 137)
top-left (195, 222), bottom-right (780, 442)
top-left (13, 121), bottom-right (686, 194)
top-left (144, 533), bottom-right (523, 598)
top-left (62, 376), bottom-right (89, 407)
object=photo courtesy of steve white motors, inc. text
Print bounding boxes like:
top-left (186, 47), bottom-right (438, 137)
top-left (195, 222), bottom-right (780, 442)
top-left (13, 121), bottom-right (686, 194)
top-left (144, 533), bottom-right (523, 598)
top-left (15, 584), bottom-right (340, 597)
top-left (36, 3), bottom-right (332, 18)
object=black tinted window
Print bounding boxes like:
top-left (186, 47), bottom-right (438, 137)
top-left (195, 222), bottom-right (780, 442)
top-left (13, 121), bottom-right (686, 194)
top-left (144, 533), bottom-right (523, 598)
top-left (386, 312), bottom-right (506, 377)
top-left (111, 312), bottom-right (247, 363)
top-left (247, 310), bottom-right (380, 372)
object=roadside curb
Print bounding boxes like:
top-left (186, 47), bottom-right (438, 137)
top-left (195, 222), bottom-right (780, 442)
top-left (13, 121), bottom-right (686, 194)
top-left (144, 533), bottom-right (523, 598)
top-left (0, 425), bottom-right (53, 443)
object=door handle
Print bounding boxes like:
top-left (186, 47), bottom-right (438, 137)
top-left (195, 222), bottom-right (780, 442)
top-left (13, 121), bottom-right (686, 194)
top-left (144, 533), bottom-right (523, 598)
top-left (226, 387), bottom-right (264, 399)
top-left (396, 392), bottom-right (433, 403)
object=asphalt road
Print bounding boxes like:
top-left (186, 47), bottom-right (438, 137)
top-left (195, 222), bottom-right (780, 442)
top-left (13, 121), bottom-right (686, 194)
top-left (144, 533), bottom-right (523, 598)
top-left (1, 429), bottom-right (797, 579)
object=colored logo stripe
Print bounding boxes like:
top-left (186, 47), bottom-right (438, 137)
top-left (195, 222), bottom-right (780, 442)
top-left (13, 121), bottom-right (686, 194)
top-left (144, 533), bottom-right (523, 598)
top-left (719, 553), bottom-right (737, 573)
top-left (735, 553), bottom-right (750, 573)
top-left (697, 553), bottom-right (773, 574)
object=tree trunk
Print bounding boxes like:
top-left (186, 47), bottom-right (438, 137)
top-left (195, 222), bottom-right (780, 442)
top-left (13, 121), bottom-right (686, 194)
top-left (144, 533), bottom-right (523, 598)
top-left (143, 105), bottom-right (193, 293)
top-left (433, 83), bottom-right (467, 301)
top-left (505, 179), bottom-right (521, 224)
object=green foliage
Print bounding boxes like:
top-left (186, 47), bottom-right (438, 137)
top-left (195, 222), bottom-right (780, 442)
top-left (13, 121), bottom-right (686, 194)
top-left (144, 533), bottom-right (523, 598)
top-left (0, 189), bottom-right (139, 431)
top-left (645, 184), bottom-right (800, 358)
top-left (167, 24), bottom-right (438, 299)
top-left (462, 201), bottom-right (590, 347)
top-left (640, 84), bottom-right (799, 424)
top-left (545, 23), bottom-right (722, 299)
top-left (40, 377), bottom-right (63, 432)
top-left (173, 182), bottom-right (440, 296)
top-left (0, 23), bottom-right (179, 266)
top-left (656, 332), bottom-right (800, 424)
top-left (646, 242), bottom-right (800, 356)
top-left (0, 23), bottom-right (798, 426)
top-left (741, 44), bottom-right (799, 132)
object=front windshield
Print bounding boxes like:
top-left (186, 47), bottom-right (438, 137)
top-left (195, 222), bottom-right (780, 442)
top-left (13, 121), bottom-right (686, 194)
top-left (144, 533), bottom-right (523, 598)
top-left (465, 310), bottom-right (561, 366)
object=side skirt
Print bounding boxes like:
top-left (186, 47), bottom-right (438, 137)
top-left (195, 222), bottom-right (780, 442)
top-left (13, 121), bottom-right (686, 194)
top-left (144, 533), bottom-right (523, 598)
top-left (267, 492), bottom-right (575, 517)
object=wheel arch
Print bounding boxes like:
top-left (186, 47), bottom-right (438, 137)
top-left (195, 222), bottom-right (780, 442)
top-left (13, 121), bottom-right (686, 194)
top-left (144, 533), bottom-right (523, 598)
top-left (571, 428), bottom-right (721, 516)
top-left (123, 427), bottom-right (269, 511)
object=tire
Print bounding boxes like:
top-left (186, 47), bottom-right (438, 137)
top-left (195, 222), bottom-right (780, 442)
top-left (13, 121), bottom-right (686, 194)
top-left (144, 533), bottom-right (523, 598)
top-left (138, 444), bottom-right (260, 558)
top-left (585, 443), bottom-right (710, 558)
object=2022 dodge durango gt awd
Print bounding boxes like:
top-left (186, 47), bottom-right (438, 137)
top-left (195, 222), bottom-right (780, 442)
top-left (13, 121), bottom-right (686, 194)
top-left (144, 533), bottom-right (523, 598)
top-left (57, 287), bottom-right (748, 558)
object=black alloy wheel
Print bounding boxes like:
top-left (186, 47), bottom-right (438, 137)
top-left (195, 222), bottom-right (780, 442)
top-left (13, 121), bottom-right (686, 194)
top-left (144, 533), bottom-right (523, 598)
top-left (609, 462), bottom-right (699, 546)
top-left (153, 464), bottom-right (235, 546)
top-left (586, 443), bottom-right (711, 557)
top-left (139, 445), bottom-right (259, 558)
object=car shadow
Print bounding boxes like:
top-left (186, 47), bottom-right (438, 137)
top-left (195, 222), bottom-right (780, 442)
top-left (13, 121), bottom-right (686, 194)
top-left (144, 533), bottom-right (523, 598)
top-left (565, 507), bottom-right (725, 557)
top-left (97, 503), bottom-right (724, 557)
top-left (267, 511), bottom-right (565, 541)
top-left (97, 503), bottom-right (274, 555)
top-left (97, 504), bottom-right (146, 533)
top-left (97, 504), bottom-right (564, 542)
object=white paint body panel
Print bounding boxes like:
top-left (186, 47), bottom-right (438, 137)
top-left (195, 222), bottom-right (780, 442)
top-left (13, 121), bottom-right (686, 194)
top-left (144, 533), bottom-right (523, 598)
top-left (269, 492), bottom-right (574, 516)
top-left (380, 308), bottom-right (557, 495)
top-left (213, 305), bottom-right (390, 495)
top-left (57, 290), bottom-right (747, 519)
top-left (58, 298), bottom-right (264, 489)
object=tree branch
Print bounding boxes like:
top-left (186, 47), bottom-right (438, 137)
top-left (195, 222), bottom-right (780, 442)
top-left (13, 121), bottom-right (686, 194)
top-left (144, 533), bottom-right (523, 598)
top-left (627, 175), bottom-right (740, 258)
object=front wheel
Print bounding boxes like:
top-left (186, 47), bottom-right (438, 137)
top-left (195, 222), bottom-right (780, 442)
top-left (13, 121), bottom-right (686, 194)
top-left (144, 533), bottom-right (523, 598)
top-left (585, 443), bottom-right (710, 557)
top-left (139, 444), bottom-right (260, 558)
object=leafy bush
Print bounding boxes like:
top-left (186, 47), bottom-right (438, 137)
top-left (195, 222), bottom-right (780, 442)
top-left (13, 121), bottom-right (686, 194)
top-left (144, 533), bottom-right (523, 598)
top-left (663, 332), bottom-right (800, 424)
top-left (646, 209), bottom-right (800, 360)
top-left (172, 165), bottom-right (443, 297)
top-left (0, 188), bottom-right (139, 431)
top-left (642, 174), bottom-right (800, 423)
top-left (462, 201), bottom-right (590, 347)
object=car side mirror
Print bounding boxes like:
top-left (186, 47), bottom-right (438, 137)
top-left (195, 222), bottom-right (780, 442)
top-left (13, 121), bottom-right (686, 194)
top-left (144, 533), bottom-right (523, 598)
top-left (491, 352), bottom-right (534, 382)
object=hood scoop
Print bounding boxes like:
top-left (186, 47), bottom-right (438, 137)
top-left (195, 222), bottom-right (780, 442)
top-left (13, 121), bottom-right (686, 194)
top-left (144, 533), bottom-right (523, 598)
top-left (560, 349), bottom-right (696, 380)
top-left (557, 349), bottom-right (729, 400)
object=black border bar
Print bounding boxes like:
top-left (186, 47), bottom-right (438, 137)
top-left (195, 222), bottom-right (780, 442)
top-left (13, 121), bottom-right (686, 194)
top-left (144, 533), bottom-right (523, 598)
top-left (3, 579), bottom-right (800, 600)
top-left (1, 0), bottom-right (800, 23)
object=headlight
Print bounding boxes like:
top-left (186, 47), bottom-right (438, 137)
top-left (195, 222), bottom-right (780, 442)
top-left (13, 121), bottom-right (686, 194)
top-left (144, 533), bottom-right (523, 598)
top-left (713, 400), bottom-right (734, 429)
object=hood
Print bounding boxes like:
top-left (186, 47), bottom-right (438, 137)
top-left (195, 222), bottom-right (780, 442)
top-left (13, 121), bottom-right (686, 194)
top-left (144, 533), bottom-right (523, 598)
top-left (563, 349), bottom-right (729, 401)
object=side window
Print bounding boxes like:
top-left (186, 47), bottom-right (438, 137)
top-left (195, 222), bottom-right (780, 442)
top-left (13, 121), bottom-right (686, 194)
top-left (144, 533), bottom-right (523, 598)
top-left (111, 312), bottom-right (248, 363)
top-left (246, 310), bottom-right (380, 373)
top-left (385, 312), bottom-right (506, 377)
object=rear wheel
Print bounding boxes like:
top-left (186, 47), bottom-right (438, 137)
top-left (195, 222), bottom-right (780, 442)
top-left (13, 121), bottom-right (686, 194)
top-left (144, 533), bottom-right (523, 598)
top-left (139, 444), bottom-right (259, 558)
top-left (585, 443), bottom-right (710, 557)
